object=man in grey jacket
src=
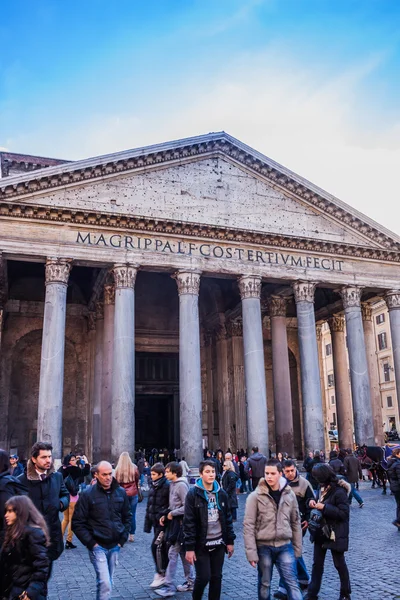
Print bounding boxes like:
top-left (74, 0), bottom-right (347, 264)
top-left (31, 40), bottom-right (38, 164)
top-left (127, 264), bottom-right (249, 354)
top-left (156, 462), bottom-right (194, 597)
top-left (244, 459), bottom-right (303, 600)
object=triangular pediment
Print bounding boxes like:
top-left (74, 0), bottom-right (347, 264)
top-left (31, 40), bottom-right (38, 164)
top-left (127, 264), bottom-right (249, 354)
top-left (1, 132), bottom-right (399, 251)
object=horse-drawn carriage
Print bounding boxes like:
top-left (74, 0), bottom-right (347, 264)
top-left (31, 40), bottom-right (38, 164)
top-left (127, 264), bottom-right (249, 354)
top-left (356, 443), bottom-right (400, 493)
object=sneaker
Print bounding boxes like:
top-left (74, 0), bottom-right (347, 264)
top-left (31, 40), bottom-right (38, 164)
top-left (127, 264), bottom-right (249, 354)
top-left (129, 534), bottom-right (135, 542)
top-left (359, 502), bottom-right (364, 508)
top-left (65, 541), bottom-right (77, 549)
top-left (155, 588), bottom-right (175, 598)
top-left (177, 582), bottom-right (194, 592)
top-left (150, 574), bottom-right (166, 589)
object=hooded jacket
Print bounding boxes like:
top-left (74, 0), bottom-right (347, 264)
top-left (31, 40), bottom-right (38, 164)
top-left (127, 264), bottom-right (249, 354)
top-left (285, 471), bottom-right (314, 523)
top-left (248, 452), bottom-right (267, 479)
top-left (18, 461), bottom-right (69, 561)
top-left (183, 479), bottom-right (236, 552)
top-left (243, 477), bottom-right (302, 563)
top-left (0, 470), bottom-right (28, 545)
top-left (308, 478), bottom-right (351, 553)
top-left (144, 475), bottom-right (170, 533)
top-left (72, 478), bottom-right (131, 550)
top-left (169, 476), bottom-right (190, 517)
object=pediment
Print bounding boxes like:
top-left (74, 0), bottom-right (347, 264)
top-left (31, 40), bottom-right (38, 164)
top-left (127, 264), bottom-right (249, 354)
top-left (1, 132), bottom-right (399, 251)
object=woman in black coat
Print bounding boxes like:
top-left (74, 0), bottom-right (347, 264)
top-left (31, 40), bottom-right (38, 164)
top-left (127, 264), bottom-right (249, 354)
top-left (0, 495), bottom-right (50, 600)
top-left (388, 447), bottom-right (400, 529)
top-left (0, 449), bottom-right (28, 546)
top-left (306, 464), bottom-right (351, 600)
top-left (221, 460), bottom-right (238, 521)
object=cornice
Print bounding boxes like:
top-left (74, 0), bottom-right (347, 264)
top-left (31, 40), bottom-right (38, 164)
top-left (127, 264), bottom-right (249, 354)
top-left (1, 201), bottom-right (400, 263)
top-left (0, 133), bottom-right (399, 252)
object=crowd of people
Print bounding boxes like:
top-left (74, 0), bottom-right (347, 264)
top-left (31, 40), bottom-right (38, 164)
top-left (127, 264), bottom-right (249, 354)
top-left (0, 442), bottom-right (399, 600)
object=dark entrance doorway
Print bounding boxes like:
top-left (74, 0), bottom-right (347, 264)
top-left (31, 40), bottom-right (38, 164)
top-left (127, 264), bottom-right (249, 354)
top-left (135, 352), bottom-right (179, 451)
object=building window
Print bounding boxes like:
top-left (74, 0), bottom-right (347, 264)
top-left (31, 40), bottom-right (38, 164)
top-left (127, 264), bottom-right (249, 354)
top-left (325, 343), bottom-right (332, 356)
top-left (378, 332), bottom-right (387, 350)
top-left (327, 374), bottom-right (334, 387)
top-left (332, 412), bottom-right (336, 426)
top-left (331, 395), bottom-right (335, 405)
top-left (387, 396), bottom-right (393, 408)
top-left (383, 363), bottom-right (391, 382)
top-left (376, 313), bottom-right (385, 325)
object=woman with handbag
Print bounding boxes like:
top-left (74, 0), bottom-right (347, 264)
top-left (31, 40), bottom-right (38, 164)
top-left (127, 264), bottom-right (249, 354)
top-left (306, 464), bottom-right (352, 600)
top-left (0, 495), bottom-right (49, 600)
top-left (115, 452), bottom-right (140, 542)
top-left (59, 453), bottom-right (90, 549)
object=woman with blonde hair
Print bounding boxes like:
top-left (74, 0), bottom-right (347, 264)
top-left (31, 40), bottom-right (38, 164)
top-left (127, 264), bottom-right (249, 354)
top-left (0, 495), bottom-right (50, 600)
top-left (115, 452), bottom-right (140, 542)
top-left (222, 460), bottom-right (239, 521)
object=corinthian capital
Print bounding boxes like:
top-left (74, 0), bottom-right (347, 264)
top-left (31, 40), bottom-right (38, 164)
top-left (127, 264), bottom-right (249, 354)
top-left (227, 319), bottom-right (243, 338)
top-left (292, 281), bottom-right (316, 304)
top-left (340, 286), bottom-right (363, 309)
top-left (113, 264), bottom-right (137, 289)
top-left (104, 284), bottom-right (115, 305)
top-left (95, 301), bottom-right (104, 320)
top-left (45, 258), bottom-right (72, 286)
top-left (174, 271), bottom-right (201, 295)
top-left (361, 302), bottom-right (372, 321)
top-left (268, 296), bottom-right (287, 317)
top-left (329, 314), bottom-right (345, 333)
top-left (238, 275), bottom-right (261, 300)
top-left (385, 290), bottom-right (400, 311)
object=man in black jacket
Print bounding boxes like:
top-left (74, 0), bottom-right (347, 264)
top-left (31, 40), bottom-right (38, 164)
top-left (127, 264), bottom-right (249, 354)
top-left (72, 461), bottom-right (131, 600)
top-left (0, 449), bottom-right (27, 545)
top-left (18, 442), bottom-right (69, 577)
top-left (144, 462), bottom-right (170, 589)
top-left (183, 459), bottom-right (235, 600)
top-left (248, 446), bottom-right (267, 489)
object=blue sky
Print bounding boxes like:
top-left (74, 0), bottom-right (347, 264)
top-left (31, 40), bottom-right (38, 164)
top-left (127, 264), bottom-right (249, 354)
top-left (1, 0), bottom-right (400, 232)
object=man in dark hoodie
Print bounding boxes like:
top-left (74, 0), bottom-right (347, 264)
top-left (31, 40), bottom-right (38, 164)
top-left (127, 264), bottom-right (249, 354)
top-left (184, 459), bottom-right (235, 600)
top-left (144, 462), bottom-right (170, 589)
top-left (248, 446), bottom-right (267, 489)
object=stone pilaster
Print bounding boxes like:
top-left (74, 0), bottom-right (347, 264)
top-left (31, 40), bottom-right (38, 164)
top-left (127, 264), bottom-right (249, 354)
top-left (385, 290), bottom-right (400, 421)
top-left (87, 311), bottom-right (96, 462)
top-left (174, 271), bottom-right (203, 466)
top-left (38, 258), bottom-right (72, 461)
top-left (269, 296), bottom-right (294, 456)
top-left (215, 324), bottom-right (231, 451)
top-left (316, 324), bottom-right (330, 453)
top-left (93, 302), bottom-right (104, 463)
top-left (340, 286), bottom-right (374, 445)
top-left (111, 264), bottom-right (137, 460)
top-left (204, 332), bottom-right (215, 450)
top-left (328, 315), bottom-right (353, 449)
top-left (238, 275), bottom-right (269, 454)
top-left (227, 319), bottom-right (247, 452)
top-left (362, 303), bottom-right (384, 446)
top-left (292, 281), bottom-right (325, 453)
top-left (101, 282), bottom-right (115, 458)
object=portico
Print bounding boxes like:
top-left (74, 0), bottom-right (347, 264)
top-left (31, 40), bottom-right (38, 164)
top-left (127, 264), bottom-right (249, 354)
top-left (1, 133), bottom-right (400, 464)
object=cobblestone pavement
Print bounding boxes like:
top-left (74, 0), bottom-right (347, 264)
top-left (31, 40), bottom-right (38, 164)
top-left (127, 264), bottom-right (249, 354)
top-left (49, 482), bottom-right (400, 600)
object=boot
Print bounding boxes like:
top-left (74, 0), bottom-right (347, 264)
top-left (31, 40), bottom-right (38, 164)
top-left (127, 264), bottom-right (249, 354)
top-left (65, 540), bottom-right (77, 549)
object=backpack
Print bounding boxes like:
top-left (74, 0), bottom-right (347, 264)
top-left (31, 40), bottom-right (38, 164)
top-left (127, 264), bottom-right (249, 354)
top-left (64, 474), bottom-right (79, 496)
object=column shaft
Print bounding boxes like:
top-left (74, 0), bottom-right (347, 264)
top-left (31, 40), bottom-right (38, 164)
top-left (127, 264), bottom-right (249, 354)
top-left (205, 334), bottom-right (215, 449)
top-left (175, 272), bottom-right (203, 466)
top-left (340, 287), bottom-right (374, 445)
top-left (362, 304), bottom-right (384, 446)
top-left (229, 320), bottom-right (247, 452)
top-left (101, 284), bottom-right (115, 458)
top-left (38, 258), bottom-right (71, 461)
top-left (293, 281), bottom-right (325, 453)
top-left (216, 325), bottom-right (231, 451)
top-left (329, 316), bottom-right (353, 449)
top-left (111, 265), bottom-right (136, 460)
top-left (316, 325), bottom-right (330, 453)
top-left (385, 291), bottom-right (400, 420)
top-left (92, 303), bottom-right (104, 463)
top-left (239, 276), bottom-right (269, 454)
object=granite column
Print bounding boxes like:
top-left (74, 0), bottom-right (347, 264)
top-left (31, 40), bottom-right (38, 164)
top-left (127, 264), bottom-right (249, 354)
top-left (362, 303), bottom-right (384, 446)
top-left (38, 258), bottom-right (72, 462)
top-left (228, 319), bottom-right (247, 452)
top-left (101, 283), bottom-right (115, 459)
top-left (340, 286), bottom-right (374, 446)
top-left (385, 291), bottom-right (400, 417)
top-left (292, 281), bottom-right (325, 453)
top-left (239, 275), bottom-right (269, 454)
top-left (216, 324), bottom-right (231, 452)
top-left (92, 302), bottom-right (104, 463)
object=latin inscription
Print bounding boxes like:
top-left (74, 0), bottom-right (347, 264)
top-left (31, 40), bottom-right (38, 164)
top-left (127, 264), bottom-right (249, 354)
top-left (76, 232), bottom-right (344, 271)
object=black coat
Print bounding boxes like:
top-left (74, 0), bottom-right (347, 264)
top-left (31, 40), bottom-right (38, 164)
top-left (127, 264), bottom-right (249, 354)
top-left (183, 483), bottom-right (236, 552)
top-left (388, 457), bottom-right (400, 493)
top-left (0, 471), bottom-right (28, 545)
top-left (309, 479), bottom-right (351, 553)
top-left (59, 463), bottom-right (90, 485)
top-left (18, 461), bottom-right (69, 561)
top-left (329, 458), bottom-right (346, 476)
top-left (221, 470), bottom-right (238, 510)
top-left (144, 476), bottom-right (170, 533)
top-left (72, 479), bottom-right (131, 550)
top-left (0, 525), bottom-right (49, 600)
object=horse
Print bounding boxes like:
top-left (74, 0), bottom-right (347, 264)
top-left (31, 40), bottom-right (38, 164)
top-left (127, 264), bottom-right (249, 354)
top-left (356, 445), bottom-right (388, 494)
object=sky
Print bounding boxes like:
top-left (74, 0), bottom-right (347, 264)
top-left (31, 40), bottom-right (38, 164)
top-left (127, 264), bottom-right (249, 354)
top-left (1, 0), bottom-right (400, 234)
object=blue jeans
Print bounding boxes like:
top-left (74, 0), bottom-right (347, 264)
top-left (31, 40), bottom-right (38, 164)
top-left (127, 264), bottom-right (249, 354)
top-left (89, 545), bottom-right (120, 600)
top-left (278, 554), bottom-right (310, 592)
top-left (257, 543), bottom-right (303, 600)
top-left (349, 482), bottom-right (363, 505)
top-left (128, 494), bottom-right (139, 534)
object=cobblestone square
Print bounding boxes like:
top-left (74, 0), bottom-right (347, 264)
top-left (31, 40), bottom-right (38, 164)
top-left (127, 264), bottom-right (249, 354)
top-left (49, 482), bottom-right (399, 600)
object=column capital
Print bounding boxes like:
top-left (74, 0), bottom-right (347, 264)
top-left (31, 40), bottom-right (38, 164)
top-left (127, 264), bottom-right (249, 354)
top-left (385, 290), bottom-right (400, 310)
top-left (104, 283), bottom-right (115, 305)
top-left (45, 257), bottom-right (72, 286)
top-left (113, 264), bottom-right (137, 289)
top-left (95, 301), bottom-right (104, 320)
top-left (238, 275), bottom-right (261, 299)
top-left (329, 314), bottom-right (345, 332)
top-left (361, 302), bottom-right (373, 321)
top-left (174, 271), bottom-right (201, 295)
top-left (340, 285), bottom-right (363, 309)
top-left (268, 295), bottom-right (288, 317)
top-left (292, 281), bottom-right (316, 303)
top-left (88, 311), bottom-right (96, 331)
top-left (227, 318), bottom-right (243, 338)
